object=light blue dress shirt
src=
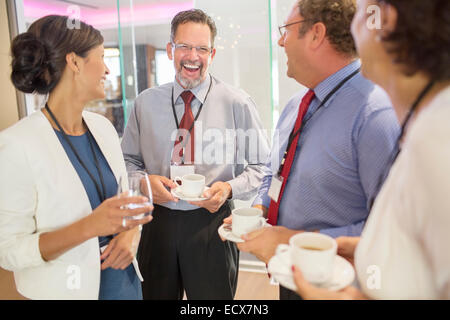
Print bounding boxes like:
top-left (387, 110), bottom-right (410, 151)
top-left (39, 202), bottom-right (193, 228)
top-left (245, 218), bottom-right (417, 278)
top-left (253, 61), bottom-right (400, 237)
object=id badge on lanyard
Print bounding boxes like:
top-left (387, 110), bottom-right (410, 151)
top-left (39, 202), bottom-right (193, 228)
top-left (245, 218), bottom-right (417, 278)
top-left (268, 174), bottom-right (283, 203)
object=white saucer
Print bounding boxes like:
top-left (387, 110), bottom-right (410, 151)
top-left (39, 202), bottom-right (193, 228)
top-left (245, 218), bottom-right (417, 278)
top-left (218, 222), bottom-right (271, 243)
top-left (218, 223), bottom-right (244, 243)
top-left (267, 248), bottom-right (355, 292)
top-left (171, 186), bottom-right (210, 201)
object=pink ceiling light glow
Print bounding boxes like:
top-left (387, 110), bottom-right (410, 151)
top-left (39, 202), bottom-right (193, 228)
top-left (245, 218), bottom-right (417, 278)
top-left (23, 0), bottom-right (194, 29)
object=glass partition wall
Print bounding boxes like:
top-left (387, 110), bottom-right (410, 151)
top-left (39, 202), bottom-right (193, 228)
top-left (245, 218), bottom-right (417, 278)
top-left (10, 0), bottom-right (304, 136)
top-left (9, 0), bottom-right (304, 272)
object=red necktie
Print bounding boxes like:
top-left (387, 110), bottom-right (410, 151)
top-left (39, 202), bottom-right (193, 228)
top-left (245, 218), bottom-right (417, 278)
top-left (172, 91), bottom-right (195, 164)
top-left (267, 89), bottom-right (315, 225)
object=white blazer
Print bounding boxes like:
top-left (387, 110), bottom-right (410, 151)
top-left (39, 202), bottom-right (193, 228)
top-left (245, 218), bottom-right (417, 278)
top-left (0, 110), bottom-right (141, 299)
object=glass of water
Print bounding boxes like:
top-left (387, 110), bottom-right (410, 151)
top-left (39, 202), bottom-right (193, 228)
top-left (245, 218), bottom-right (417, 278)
top-left (118, 171), bottom-right (153, 220)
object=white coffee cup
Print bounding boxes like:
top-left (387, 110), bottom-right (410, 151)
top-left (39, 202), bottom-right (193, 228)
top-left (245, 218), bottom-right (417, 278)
top-left (276, 232), bottom-right (337, 284)
top-left (174, 174), bottom-right (206, 198)
top-left (231, 207), bottom-right (266, 237)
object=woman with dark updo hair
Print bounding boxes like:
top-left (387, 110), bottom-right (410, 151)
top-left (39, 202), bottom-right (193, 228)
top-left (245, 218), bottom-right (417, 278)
top-left (291, 0), bottom-right (450, 299)
top-left (0, 15), bottom-right (152, 299)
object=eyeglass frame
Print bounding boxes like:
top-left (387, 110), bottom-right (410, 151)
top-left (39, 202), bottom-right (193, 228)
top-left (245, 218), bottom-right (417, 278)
top-left (171, 42), bottom-right (214, 55)
top-left (278, 19), bottom-right (311, 37)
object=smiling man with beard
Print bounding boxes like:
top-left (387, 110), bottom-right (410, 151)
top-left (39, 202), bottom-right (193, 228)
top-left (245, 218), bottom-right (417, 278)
top-left (120, 9), bottom-right (270, 300)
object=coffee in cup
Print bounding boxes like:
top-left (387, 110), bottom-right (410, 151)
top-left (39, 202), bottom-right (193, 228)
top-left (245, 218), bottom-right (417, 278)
top-left (276, 232), bottom-right (337, 284)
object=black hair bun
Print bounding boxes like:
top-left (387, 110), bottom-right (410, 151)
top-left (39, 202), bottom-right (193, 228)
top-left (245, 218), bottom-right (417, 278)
top-left (10, 32), bottom-right (54, 94)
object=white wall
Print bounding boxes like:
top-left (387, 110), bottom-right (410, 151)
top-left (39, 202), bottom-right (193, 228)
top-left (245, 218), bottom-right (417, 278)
top-left (196, 0), bottom-right (305, 133)
top-left (274, 0), bottom-right (307, 119)
top-left (98, 0), bottom-right (305, 133)
top-left (0, 0), bottom-right (19, 131)
top-left (195, 0), bottom-right (273, 133)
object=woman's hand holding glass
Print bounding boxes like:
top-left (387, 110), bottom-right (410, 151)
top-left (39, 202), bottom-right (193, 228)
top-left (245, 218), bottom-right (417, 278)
top-left (89, 194), bottom-right (153, 237)
top-left (97, 172), bottom-right (153, 270)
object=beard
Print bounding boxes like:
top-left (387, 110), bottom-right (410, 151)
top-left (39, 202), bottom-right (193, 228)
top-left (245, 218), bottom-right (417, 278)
top-left (176, 60), bottom-right (206, 89)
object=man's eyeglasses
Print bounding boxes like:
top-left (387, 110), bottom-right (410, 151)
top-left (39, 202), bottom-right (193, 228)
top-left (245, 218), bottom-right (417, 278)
top-left (171, 43), bottom-right (213, 55)
top-left (278, 19), bottom-right (310, 37)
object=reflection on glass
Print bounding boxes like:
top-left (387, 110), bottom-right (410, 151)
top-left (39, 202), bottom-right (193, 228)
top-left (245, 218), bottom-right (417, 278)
top-left (15, 0), bottom-right (291, 136)
top-left (155, 50), bottom-right (175, 86)
top-left (196, 0), bottom-right (273, 133)
top-left (85, 47), bottom-right (124, 136)
top-left (274, 0), bottom-right (307, 119)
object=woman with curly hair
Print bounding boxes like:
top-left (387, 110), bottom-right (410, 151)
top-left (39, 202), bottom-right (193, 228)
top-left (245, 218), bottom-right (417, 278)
top-left (293, 0), bottom-right (450, 299)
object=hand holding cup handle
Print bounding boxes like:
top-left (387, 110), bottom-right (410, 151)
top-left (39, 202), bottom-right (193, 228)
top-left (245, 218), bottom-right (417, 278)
top-left (242, 216), bottom-right (266, 235)
top-left (173, 176), bottom-right (183, 188)
top-left (256, 217), bottom-right (267, 228)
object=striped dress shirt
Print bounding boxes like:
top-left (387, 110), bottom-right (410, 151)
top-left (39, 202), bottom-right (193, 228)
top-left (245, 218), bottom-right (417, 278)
top-left (253, 61), bottom-right (400, 237)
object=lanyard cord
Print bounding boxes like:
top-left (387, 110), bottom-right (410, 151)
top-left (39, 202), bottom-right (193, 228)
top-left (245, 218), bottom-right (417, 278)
top-left (170, 75), bottom-right (214, 163)
top-left (277, 68), bottom-right (360, 176)
top-left (45, 103), bottom-right (107, 202)
top-left (171, 74), bottom-right (214, 132)
top-left (368, 79), bottom-right (436, 210)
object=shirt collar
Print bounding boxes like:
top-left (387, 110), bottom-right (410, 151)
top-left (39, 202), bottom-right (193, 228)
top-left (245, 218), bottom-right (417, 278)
top-left (173, 73), bottom-right (212, 105)
top-left (313, 60), bottom-right (361, 107)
